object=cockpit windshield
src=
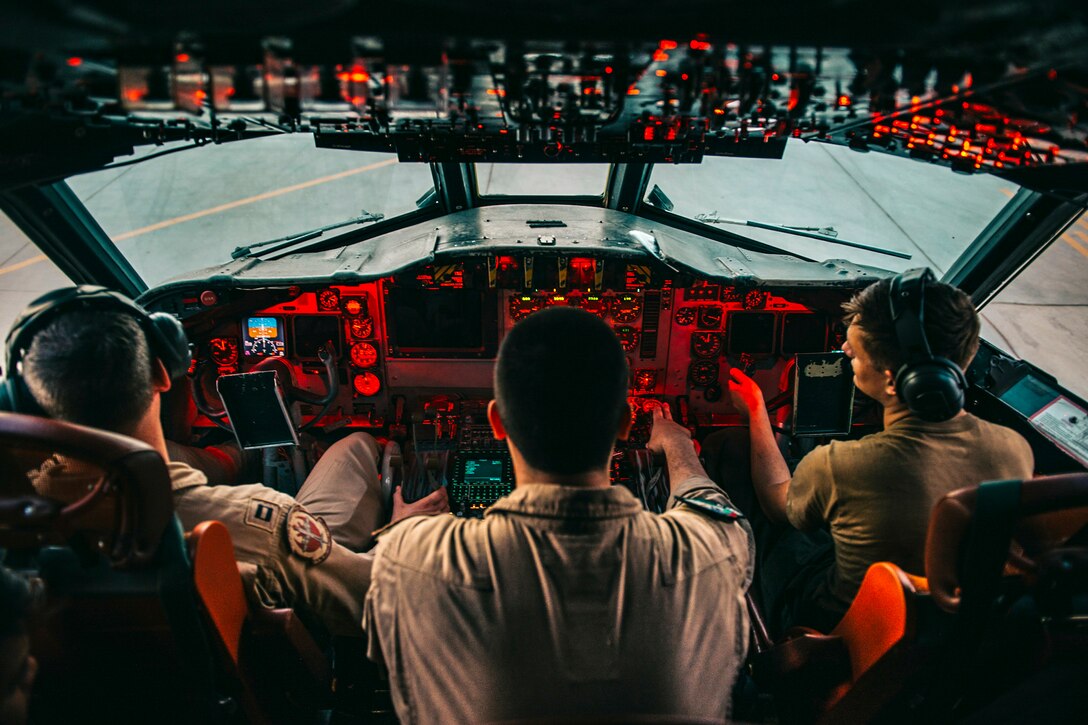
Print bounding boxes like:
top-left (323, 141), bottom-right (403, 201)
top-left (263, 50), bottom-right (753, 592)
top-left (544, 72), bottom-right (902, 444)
top-left (649, 142), bottom-right (1017, 274)
top-left (67, 134), bottom-right (1022, 287)
top-left (67, 135), bottom-right (433, 286)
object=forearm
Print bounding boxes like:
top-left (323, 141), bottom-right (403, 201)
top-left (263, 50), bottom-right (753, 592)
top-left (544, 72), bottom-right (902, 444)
top-left (662, 437), bottom-right (709, 489)
top-left (746, 404), bottom-right (791, 522)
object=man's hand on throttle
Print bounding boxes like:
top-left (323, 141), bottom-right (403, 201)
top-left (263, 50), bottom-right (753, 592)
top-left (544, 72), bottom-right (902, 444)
top-left (391, 485), bottom-right (450, 524)
top-left (647, 403), bottom-right (694, 456)
top-left (727, 368), bottom-right (765, 421)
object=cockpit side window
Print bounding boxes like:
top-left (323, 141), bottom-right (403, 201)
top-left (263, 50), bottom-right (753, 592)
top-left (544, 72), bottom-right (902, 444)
top-left (0, 211), bottom-right (73, 334)
top-left (979, 210), bottom-right (1088, 402)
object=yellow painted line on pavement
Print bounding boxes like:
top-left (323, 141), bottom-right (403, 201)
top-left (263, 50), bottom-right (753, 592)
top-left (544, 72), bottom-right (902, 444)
top-left (1065, 231), bottom-right (1088, 259)
top-left (112, 158), bottom-right (396, 241)
top-left (0, 157), bottom-right (397, 277)
top-left (0, 254), bottom-right (48, 278)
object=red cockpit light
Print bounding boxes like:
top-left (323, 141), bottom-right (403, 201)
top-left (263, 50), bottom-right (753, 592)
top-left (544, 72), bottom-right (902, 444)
top-left (353, 372), bottom-right (381, 397)
top-left (633, 369), bottom-right (658, 393)
top-left (350, 342), bottom-right (379, 368)
top-left (343, 299), bottom-right (364, 316)
top-left (569, 257), bottom-right (596, 287)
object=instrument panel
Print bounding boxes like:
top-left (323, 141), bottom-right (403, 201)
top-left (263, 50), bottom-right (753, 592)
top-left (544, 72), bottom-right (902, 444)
top-left (181, 255), bottom-right (843, 432)
top-left (167, 254), bottom-right (855, 514)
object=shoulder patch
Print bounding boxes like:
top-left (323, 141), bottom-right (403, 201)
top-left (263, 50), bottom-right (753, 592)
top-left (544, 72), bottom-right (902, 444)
top-left (286, 505), bottom-right (333, 565)
top-left (245, 498), bottom-right (280, 532)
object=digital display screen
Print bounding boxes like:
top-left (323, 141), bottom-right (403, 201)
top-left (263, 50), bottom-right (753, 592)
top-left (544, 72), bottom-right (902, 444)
top-left (386, 288), bottom-right (496, 357)
top-left (727, 312), bottom-right (777, 355)
top-left (463, 458), bottom-right (505, 483)
top-left (293, 316), bottom-right (342, 359)
top-left (999, 374), bottom-right (1060, 417)
top-left (243, 317), bottom-right (286, 358)
top-left (781, 313), bottom-right (827, 354)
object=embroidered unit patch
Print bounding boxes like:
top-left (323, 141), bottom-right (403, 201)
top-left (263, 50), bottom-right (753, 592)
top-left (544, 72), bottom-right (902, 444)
top-left (245, 499), bottom-right (279, 532)
top-left (286, 505), bottom-right (332, 564)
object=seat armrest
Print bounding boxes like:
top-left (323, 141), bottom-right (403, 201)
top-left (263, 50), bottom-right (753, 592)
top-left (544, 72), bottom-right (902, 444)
top-left (760, 631), bottom-right (850, 680)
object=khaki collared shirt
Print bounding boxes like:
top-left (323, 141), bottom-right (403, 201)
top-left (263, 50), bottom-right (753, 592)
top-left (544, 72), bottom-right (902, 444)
top-left (363, 476), bottom-right (753, 724)
top-left (787, 412), bottom-right (1033, 610)
top-left (169, 461), bottom-right (373, 637)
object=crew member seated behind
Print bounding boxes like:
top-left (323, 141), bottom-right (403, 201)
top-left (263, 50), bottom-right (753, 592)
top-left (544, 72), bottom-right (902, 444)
top-left (707, 270), bottom-right (1034, 636)
top-left (363, 307), bottom-right (754, 723)
top-left (14, 287), bottom-right (449, 637)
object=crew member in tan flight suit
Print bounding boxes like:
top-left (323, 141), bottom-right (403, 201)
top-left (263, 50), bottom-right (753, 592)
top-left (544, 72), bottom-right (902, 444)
top-left (363, 307), bottom-right (755, 723)
top-left (16, 291), bottom-right (448, 637)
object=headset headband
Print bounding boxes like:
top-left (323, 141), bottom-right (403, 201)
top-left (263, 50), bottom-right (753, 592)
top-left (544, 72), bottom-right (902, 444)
top-left (889, 267), bottom-right (935, 366)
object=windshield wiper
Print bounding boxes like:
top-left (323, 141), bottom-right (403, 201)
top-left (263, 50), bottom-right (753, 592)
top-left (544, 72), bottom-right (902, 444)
top-left (231, 210), bottom-right (384, 260)
top-left (694, 211), bottom-right (911, 261)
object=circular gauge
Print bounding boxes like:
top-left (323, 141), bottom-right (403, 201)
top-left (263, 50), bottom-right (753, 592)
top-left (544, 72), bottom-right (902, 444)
top-left (697, 305), bottom-right (723, 329)
top-left (317, 288), bottom-right (340, 311)
top-left (208, 337), bottom-right (238, 366)
top-left (612, 294), bottom-right (643, 323)
top-left (342, 298), bottom-right (364, 316)
top-left (689, 360), bottom-right (719, 387)
top-left (350, 342), bottom-right (379, 368)
top-left (509, 295), bottom-right (542, 322)
top-left (578, 294), bottom-right (608, 317)
top-left (614, 325), bottom-right (639, 353)
top-left (674, 306), bottom-right (697, 326)
top-left (352, 372), bottom-right (381, 397)
top-left (744, 289), bottom-right (769, 309)
top-left (691, 331), bottom-right (723, 358)
top-left (349, 316), bottom-right (374, 339)
top-left (250, 337), bottom-right (280, 356)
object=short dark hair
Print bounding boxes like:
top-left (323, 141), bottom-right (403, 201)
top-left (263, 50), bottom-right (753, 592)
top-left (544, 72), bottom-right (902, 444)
top-left (842, 276), bottom-right (980, 373)
top-left (22, 309), bottom-right (154, 432)
top-left (495, 307), bottom-right (629, 475)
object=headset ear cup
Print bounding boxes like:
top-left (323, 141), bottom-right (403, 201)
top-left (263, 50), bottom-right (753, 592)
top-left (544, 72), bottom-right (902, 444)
top-left (0, 378), bottom-right (16, 412)
top-left (895, 358), bottom-right (965, 422)
top-left (0, 375), bottom-right (46, 416)
top-left (146, 313), bottom-right (192, 381)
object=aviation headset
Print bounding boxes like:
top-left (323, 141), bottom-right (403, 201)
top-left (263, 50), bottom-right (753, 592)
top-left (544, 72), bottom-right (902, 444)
top-left (888, 268), bottom-right (967, 422)
top-left (0, 286), bottom-right (192, 415)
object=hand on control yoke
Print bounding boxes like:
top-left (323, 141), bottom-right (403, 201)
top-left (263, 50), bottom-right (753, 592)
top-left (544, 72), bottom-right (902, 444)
top-left (727, 368), bottom-right (765, 422)
top-left (391, 485), bottom-right (451, 524)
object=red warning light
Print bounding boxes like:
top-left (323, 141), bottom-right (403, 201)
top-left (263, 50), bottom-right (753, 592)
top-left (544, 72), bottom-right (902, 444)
top-left (652, 50), bottom-right (669, 62)
top-left (605, 66), bottom-right (613, 74)
top-left (689, 40), bottom-right (712, 51)
top-left (659, 40), bottom-right (678, 50)
top-left (175, 53), bottom-right (191, 63)
top-left (655, 69), bottom-right (667, 77)
top-left (66, 57), bottom-right (82, 67)
top-left (124, 89), bottom-right (144, 102)
top-left (643, 126), bottom-right (655, 141)
top-left (837, 94), bottom-right (851, 107)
